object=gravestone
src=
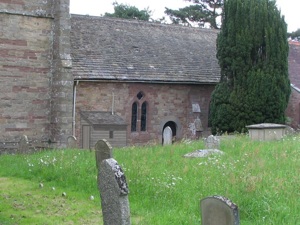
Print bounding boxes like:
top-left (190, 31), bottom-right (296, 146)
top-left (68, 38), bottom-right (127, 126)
top-left (163, 126), bottom-right (172, 145)
top-left (99, 158), bottom-right (131, 225)
top-left (195, 117), bottom-right (204, 132)
top-left (205, 135), bottom-right (220, 149)
top-left (67, 136), bottom-right (77, 149)
top-left (95, 139), bottom-right (113, 170)
top-left (200, 195), bottom-right (239, 225)
top-left (18, 135), bottom-right (29, 154)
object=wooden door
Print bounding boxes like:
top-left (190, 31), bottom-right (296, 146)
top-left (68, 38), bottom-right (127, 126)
top-left (82, 125), bottom-right (90, 149)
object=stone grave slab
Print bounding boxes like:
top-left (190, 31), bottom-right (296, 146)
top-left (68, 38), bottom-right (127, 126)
top-left (184, 149), bottom-right (224, 158)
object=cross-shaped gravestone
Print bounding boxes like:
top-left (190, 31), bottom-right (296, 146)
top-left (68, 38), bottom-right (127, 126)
top-left (99, 158), bottom-right (131, 225)
top-left (163, 126), bottom-right (172, 145)
top-left (200, 195), bottom-right (239, 225)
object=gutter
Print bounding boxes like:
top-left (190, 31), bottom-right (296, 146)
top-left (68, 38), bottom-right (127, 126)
top-left (73, 78), bottom-right (220, 85)
top-left (291, 84), bottom-right (300, 93)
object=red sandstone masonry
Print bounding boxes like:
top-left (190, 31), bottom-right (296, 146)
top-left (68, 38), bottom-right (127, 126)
top-left (75, 82), bottom-right (214, 146)
top-left (3, 65), bottom-right (49, 73)
top-left (0, 0), bottom-right (24, 4)
top-left (0, 49), bottom-right (41, 60)
top-left (5, 128), bottom-right (30, 132)
top-left (0, 0), bottom-right (72, 149)
top-left (0, 38), bottom-right (27, 46)
top-left (12, 86), bottom-right (48, 93)
top-left (32, 99), bottom-right (48, 104)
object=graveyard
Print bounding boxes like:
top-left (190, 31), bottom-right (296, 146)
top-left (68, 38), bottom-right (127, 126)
top-left (0, 134), bottom-right (300, 224)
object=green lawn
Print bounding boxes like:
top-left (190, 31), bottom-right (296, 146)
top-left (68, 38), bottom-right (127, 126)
top-left (1, 134), bottom-right (300, 224)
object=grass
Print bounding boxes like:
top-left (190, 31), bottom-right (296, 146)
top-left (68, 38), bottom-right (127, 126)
top-left (1, 134), bottom-right (300, 224)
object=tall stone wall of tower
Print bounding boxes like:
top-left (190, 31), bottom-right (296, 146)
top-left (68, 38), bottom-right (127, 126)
top-left (0, 0), bottom-right (73, 151)
top-left (50, 0), bottom-right (73, 147)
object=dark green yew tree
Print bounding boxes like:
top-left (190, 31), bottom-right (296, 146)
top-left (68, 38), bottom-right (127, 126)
top-left (209, 0), bottom-right (290, 134)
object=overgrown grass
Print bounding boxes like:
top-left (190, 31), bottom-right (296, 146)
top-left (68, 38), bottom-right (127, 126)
top-left (1, 134), bottom-right (300, 224)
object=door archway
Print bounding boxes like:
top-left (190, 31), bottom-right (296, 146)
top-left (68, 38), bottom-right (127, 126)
top-left (162, 121), bottom-right (177, 144)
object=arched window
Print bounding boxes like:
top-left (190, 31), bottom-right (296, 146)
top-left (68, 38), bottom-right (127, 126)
top-left (141, 102), bottom-right (147, 131)
top-left (131, 102), bottom-right (138, 132)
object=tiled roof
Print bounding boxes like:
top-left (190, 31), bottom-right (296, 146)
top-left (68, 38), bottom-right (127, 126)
top-left (70, 15), bottom-right (220, 84)
top-left (80, 111), bottom-right (127, 126)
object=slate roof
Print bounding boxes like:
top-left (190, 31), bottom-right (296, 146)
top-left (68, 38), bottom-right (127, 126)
top-left (70, 15), bottom-right (220, 84)
top-left (80, 111), bottom-right (127, 126)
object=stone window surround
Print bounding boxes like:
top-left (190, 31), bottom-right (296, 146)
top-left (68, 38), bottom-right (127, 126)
top-left (131, 91), bottom-right (148, 132)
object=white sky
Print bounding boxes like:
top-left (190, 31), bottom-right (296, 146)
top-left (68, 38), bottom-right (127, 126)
top-left (70, 0), bottom-right (299, 32)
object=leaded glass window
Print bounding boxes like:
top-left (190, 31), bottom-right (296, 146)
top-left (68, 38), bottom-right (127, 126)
top-left (141, 102), bottom-right (147, 131)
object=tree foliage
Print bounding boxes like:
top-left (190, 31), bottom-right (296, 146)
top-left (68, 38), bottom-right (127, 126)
top-left (164, 0), bottom-right (223, 29)
top-left (104, 2), bottom-right (151, 21)
top-left (209, 0), bottom-right (290, 134)
top-left (288, 28), bottom-right (300, 41)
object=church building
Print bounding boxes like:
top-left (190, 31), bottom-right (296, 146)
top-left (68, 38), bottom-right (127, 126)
top-left (1, 0), bottom-right (298, 151)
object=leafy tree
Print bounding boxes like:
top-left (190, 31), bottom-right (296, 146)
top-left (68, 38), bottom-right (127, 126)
top-left (288, 28), bottom-right (300, 41)
top-left (209, 0), bottom-right (290, 134)
top-left (164, 0), bottom-right (223, 28)
top-left (104, 2), bottom-right (151, 21)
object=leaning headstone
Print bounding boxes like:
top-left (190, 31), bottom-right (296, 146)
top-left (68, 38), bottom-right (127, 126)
top-left (95, 139), bottom-right (113, 170)
top-left (18, 135), bottom-right (29, 154)
top-left (163, 126), bottom-right (172, 145)
top-left (200, 195), bottom-right (239, 225)
top-left (205, 135), bottom-right (220, 149)
top-left (67, 136), bottom-right (77, 149)
top-left (99, 158), bottom-right (131, 225)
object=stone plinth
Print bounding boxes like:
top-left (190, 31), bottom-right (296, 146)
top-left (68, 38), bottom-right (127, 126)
top-left (246, 123), bottom-right (286, 141)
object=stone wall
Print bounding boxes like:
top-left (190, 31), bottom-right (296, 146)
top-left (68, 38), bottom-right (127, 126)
top-left (49, 0), bottom-right (73, 147)
top-left (0, 0), bottom-right (73, 151)
top-left (0, 0), bottom-right (53, 16)
top-left (75, 82), bottom-right (214, 147)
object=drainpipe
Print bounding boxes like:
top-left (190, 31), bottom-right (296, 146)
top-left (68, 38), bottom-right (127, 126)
top-left (112, 91), bottom-right (115, 115)
top-left (73, 80), bottom-right (79, 136)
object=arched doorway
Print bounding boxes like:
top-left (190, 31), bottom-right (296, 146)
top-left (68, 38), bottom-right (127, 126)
top-left (162, 121), bottom-right (177, 144)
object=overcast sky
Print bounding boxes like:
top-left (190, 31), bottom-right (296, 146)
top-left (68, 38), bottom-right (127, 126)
top-left (70, 0), bottom-right (299, 32)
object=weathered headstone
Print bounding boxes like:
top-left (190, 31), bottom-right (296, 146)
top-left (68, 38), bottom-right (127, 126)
top-left (67, 136), bottom-right (77, 149)
top-left (163, 126), bottom-right (172, 145)
top-left (18, 135), bottom-right (29, 154)
top-left (99, 158), bottom-right (131, 225)
top-left (200, 195), bottom-right (239, 225)
top-left (205, 135), bottom-right (220, 149)
top-left (195, 117), bottom-right (204, 132)
top-left (95, 139), bottom-right (113, 170)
